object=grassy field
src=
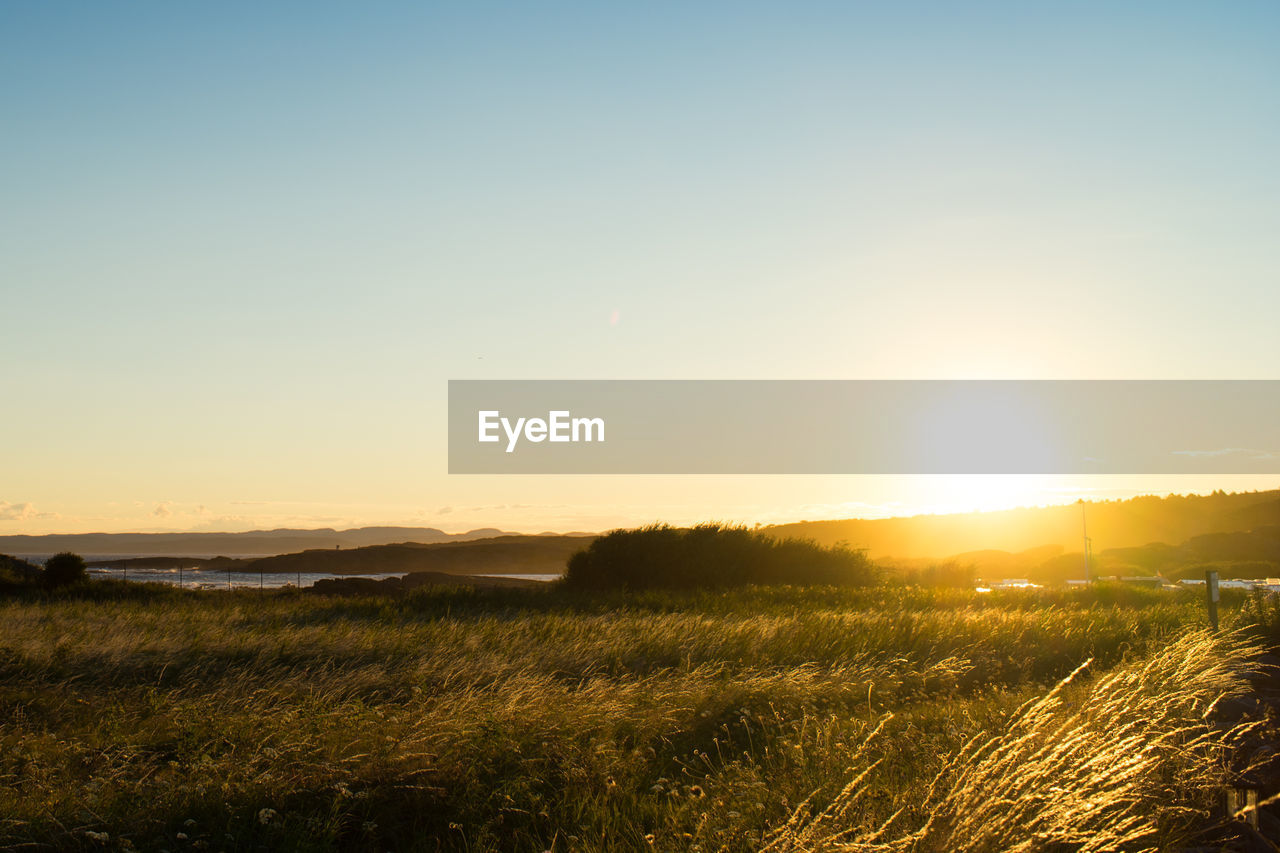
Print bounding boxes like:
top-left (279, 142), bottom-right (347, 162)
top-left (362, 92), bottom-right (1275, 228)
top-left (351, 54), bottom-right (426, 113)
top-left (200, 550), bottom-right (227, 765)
top-left (0, 582), bottom-right (1269, 852)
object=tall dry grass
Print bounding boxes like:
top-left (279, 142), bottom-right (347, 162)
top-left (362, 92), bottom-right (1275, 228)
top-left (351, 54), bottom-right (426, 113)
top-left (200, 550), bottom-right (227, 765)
top-left (0, 584), bottom-right (1259, 850)
top-left (764, 628), bottom-right (1264, 853)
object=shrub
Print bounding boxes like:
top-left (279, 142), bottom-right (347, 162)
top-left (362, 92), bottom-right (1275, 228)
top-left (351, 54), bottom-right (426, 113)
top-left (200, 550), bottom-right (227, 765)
top-left (0, 554), bottom-right (41, 587)
top-left (897, 560), bottom-right (976, 588)
top-left (42, 552), bottom-right (87, 587)
top-left (1241, 588), bottom-right (1280, 645)
top-left (564, 523), bottom-right (878, 590)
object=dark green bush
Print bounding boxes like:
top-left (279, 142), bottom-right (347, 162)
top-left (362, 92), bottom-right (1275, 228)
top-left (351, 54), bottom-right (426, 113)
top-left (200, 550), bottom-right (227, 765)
top-left (563, 523), bottom-right (878, 590)
top-left (42, 552), bottom-right (87, 587)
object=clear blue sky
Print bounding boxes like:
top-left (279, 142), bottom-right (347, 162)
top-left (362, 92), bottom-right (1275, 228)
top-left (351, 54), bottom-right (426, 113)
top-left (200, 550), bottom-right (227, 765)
top-left (3, 2), bottom-right (1278, 533)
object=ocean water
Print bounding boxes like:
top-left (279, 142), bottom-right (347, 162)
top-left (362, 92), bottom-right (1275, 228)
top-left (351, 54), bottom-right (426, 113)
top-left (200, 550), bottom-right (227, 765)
top-left (477, 572), bottom-right (563, 583)
top-left (86, 566), bottom-right (409, 590)
top-left (83, 566), bottom-right (563, 589)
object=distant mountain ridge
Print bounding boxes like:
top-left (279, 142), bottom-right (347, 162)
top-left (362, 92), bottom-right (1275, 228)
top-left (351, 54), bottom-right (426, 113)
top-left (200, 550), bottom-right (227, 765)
top-left (882, 525), bottom-right (1280, 585)
top-left (7, 489), bottom-right (1279, 565)
top-left (247, 535), bottom-right (594, 576)
top-left (81, 535), bottom-right (596, 577)
top-left (0, 526), bottom-right (514, 557)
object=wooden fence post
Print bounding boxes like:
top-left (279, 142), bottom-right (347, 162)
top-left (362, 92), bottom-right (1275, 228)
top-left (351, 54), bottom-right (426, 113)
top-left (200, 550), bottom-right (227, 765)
top-left (1205, 569), bottom-right (1219, 631)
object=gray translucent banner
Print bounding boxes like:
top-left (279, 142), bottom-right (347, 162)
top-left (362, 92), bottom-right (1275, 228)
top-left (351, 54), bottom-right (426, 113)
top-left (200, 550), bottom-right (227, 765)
top-left (448, 380), bottom-right (1280, 474)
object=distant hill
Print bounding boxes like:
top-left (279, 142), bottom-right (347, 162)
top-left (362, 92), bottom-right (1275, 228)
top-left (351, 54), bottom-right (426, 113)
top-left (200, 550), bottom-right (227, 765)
top-left (84, 556), bottom-right (252, 570)
top-left (309, 571), bottom-right (543, 596)
top-left (765, 490), bottom-right (1280, 559)
top-left (1095, 525), bottom-right (1280, 582)
top-left (0, 526), bottom-right (514, 558)
top-left (0, 553), bottom-right (41, 585)
top-left (878, 526), bottom-right (1280, 585)
top-left (78, 535), bottom-right (593, 577)
top-left (12, 490), bottom-right (1280, 582)
top-left (881, 544), bottom-right (1065, 578)
top-left (231, 535), bottom-right (594, 576)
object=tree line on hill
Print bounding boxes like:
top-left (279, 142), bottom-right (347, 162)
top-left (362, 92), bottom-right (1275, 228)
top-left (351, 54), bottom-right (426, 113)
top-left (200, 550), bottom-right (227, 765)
top-left (881, 525), bottom-right (1280, 586)
top-left (766, 489), bottom-right (1280, 558)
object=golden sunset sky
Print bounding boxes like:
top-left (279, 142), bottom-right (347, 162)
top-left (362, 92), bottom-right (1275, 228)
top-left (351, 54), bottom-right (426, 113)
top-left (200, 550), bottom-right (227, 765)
top-left (3, 4), bottom-right (1278, 534)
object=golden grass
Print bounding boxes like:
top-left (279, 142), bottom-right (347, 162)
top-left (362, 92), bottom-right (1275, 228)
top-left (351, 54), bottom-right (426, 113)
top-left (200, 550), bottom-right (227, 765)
top-left (0, 585), bottom-right (1261, 851)
top-left (764, 629), bottom-right (1264, 853)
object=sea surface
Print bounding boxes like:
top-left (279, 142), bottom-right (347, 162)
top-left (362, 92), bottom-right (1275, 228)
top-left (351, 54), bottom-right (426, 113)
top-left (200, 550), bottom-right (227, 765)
top-left (16, 554), bottom-right (564, 589)
top-left (80, 566), bottom-right (563, 589)
top-left (477, 572), bottom-right (562, 583)
top-left (84, 566), bottom-right (407, 590)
